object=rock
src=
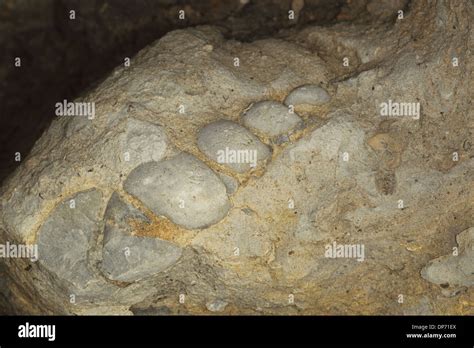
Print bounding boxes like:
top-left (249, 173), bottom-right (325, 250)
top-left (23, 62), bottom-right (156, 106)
top-left (1, 1), bottom-right (473, 315)
top-left (440, 286), bottom-right (467, 298)
top-left (102, 192), bottom-right (150, 237)
top-left (131, 305), bottom-right (173, 316)
top-left (402, 296), bottom-right (434, 315)
top-left (37, 189), bottom-right (104, 291)
top-left (102, 234), bottom-right (182, 282)
top-left (118, 118), bottom-right (168, 170)
top-left (273, 134), bottom-right (290, 145)
top-left (242, 101), bottom-right (303, 137)
top-left (192, 207), bottom-right (273, 261)
top-left (366, 0), bottom-right (409, 21)
top-left (206, 299), bottom-right (228, 312)
top-left (294, 213), bottom-right (329, 242)
top-left (123, 153), bottom-right (231, 229)
top-left (76, 306), bottom-right (134, 315)
top-left (421, 227), bottom-right (474, 287)
top-left (284, 84), bottom-right (331, 106)
top-left (197, 120), bottom-right (271, 173)
top-left (100, 193), bottom-right (182, 282)
top-left (217, 172), bottom-right (239, 194)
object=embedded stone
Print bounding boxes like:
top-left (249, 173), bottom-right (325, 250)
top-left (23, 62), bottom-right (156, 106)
top-left (101, 193), bottom-right (182, 282)
top-left (1, 4), bottom-right (472, 315)
top-left (242, 101), bottom-right (303, 137)
top-left (102, 192), bottom-right (150, 238)
top-left (102, 234), bottom-right (182, 282)
top-left (421, 227), bottom-right (474, 287)
top-left (284, 84), bottom-right (331, 106)
top-left (217, 172), bottom-right (239, 194)
top-left (123, 153), bottom-right (230, 229)
top-left (37, 189), bottom-right (103, 290)
top-left (197, 120), bottom-right (271, 173)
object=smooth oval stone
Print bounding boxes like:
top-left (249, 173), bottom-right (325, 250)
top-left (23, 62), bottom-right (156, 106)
top-left (242, 101), bottom-right (302, 137)
top-left (197, 120), bottom-right (271, 173)
top-left (284, 84), bottom-right (331, 106)
top-left (123, 153), bottom-right (230, 229)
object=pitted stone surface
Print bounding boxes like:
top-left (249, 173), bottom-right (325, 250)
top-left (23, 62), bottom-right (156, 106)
top-left (197, 120), bottom-right (271, 173)
top-left (101, 193), bottom-right (182, 282)
top-left (284, 84), bottom-right (331, 106)
top-left (242, 101), bottom-right (303, 137)
top-left (123, 153), bottom-right (230, 229)
top-left (37, 189), bottom-right (103, 290)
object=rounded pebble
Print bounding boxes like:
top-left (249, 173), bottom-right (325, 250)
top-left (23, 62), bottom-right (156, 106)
top-left (123, 153), bottom-right (231, 229)
top-left (242, 101), bottom-right (303, 137)
top-left (284, 84), bottom-right (331, 106)
top-left (197, 120), bottom-right (271, 173)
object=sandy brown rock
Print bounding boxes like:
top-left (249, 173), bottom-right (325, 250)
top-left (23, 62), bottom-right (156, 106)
top-left (0, 1), bottom-right (473, 315)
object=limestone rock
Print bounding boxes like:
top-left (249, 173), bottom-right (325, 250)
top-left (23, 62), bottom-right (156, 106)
top-left (0, 1), bottom-right (472, 315)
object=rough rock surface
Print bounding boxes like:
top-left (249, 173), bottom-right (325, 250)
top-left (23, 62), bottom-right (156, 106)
top-left (421, 227), bottom-right (474, 287)
top-left (0, 1), bottom-right (473, 315)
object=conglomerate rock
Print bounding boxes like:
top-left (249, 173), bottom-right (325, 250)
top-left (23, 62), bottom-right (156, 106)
top-left (0, 1), bottom-right (472, 315)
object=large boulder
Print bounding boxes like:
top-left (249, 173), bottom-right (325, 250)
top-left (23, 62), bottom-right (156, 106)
top-left (0, 1), bottom-right (472, 315)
